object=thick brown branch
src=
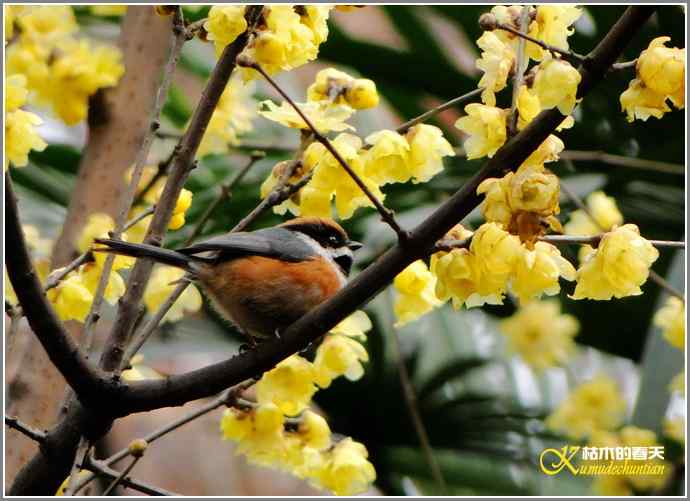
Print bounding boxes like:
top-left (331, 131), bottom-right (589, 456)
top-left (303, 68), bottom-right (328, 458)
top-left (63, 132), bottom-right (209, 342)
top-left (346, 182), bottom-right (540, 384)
top-left (5, 177), bottom-right (112, 402)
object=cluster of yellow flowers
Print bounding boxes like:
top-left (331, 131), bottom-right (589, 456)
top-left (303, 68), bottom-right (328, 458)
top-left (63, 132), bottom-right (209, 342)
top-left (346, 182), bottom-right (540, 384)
top-left (260, 67), bottom-right (454, 220)
top-left (500, 299), bottom-right (579, 371)
top-left (393, 260), bottom-right (443, 327)
top-left (620, 37), bottom-right (685, 122)
top-left (47, 214), bottom-right (133, 322)
top-left (431, 223), bottom-right (575, 309)
top-left (590, 426), bottom-right (671, 495)
top-left (564, 190), bottom-right (624, 262)
top-left (220, 311), bottom-right (375, 495)
top-left (204, 5), bottom-right (332, 77)
top-left (5, 74), bottom-right (46, 170)
top-left (198, 74), bottom-right (257, 157)
top-left (545, 375), bottom-right (627, 440)
top-left (6, 6), bottom-right (124, 125)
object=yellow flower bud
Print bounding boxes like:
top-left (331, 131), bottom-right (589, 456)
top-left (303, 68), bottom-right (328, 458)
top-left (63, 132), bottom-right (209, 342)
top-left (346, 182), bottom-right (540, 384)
top-left (313, 334), bottom-right (368, 388)
top-left (345, 78), bottom-right (379, 109)
top-left (128, 438), bottom-right (148, 457)
top-left (47, 274), bottom-right (93, 322)
top-left (297, 410), bottom-right (331, 450)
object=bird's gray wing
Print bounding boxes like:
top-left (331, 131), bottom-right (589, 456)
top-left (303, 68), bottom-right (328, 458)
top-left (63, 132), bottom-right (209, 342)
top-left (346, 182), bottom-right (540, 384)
top-left (174, 228), bottom-right (313, 262)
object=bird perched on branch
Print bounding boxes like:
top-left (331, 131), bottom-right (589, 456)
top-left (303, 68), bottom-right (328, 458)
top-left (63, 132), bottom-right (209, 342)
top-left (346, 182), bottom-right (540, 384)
top-left (94, 217), bottom-right (361, 346)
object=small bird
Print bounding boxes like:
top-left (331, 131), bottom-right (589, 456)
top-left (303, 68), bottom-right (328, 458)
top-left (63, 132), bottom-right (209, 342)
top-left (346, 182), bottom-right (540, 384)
top-left (94, 217), bottom-right (361, 345)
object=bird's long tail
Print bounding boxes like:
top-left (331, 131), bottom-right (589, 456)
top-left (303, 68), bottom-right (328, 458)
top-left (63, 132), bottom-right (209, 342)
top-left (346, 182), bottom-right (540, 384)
top-left (93, 238), bottom-right (209, 271)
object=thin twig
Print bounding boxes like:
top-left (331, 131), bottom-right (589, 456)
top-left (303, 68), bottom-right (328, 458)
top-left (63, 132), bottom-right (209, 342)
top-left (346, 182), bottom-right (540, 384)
top-left (395, 89), bottom-right (483, 135)
top-left (63, 440), bottom-right (91, 496)
top-left (560, 176), bottom-right (685, 300)
top-left (496, 22), bottom-right (586, 65)
top-left (120, 279), bottom-right (190, 370)
top-left (101, 456), bottom-right (142, 496)
top-left (611, 59), bottom-right (637, 71)
top-left (389, 306), bottom-right (446, 492)
top-left (540, 234), bottom-right (685, 248)
top-left (508, 7), bottom-right (530, 137)
top-left (44, 252), bottom-right (94, 292)
top-left (83, 457), bottom-right (177, 496)
top-left (5, 416), bottom-right (46, 443)
top-left (185, 151), bottom-right (265, 245)
top-left (185, 17), bottom-right (208, 39)
top-left (560, 149), bottom-right (684, 175)
top-left (69, 381), bottom-right (254, 495)
top-left (241, 58), bottom-right (409, 241)
top-left (123, 205), bottom-right (156, 232)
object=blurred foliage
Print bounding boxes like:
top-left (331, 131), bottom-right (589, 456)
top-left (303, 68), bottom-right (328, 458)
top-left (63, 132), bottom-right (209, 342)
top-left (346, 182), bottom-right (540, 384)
top-left (9, 5), bottom-right (685, 496)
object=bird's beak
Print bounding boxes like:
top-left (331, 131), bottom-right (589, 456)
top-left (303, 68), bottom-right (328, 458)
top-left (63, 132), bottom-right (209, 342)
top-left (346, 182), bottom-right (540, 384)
top-left (347, 240), bottom-right (363, 251)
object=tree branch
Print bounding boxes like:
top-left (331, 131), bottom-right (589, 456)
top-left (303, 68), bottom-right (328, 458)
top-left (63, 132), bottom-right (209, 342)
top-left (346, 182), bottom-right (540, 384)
top-left (5, 177), bottom-right (113, 403)
top-left (83, 457), bottom-right (177, 496)
top-left (394, 88), bottom-right (482, 135)
top-left (560, 149), bottom-right (684, 175)
top-left (496, 21), bottom-right (586, 66)
top-left (5, 416), bottom-right (46, 443)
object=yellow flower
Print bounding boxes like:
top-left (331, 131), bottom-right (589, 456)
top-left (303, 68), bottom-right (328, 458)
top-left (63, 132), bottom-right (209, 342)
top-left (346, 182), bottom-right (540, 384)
top-left (394, 260), bottom-right (443, 327)
top-left (46, 38), bottom-right (124, 125)
top-left (198, 75), bottom-right (256, 156)
top-left (243, 5), bottom-right (328, 77)
top-left (330, 310), bottom-right (372, 340)
top-left (345, 79), bottom-right (379, 110)
top-left (78, 213), bottom-right (134, 271)
top-left (476, 31), bottom-right (515, 106)
top-left (205, 6), bottom-right (247, 57)
top-left (526, 5), bottom-right (582, 61)
top-left (517, 85), bottom-right (575, 131)
top-left (307, 67), bottom-right (356, 103)
top-left (664, 417), bottom-right (685, 445)
top-left (654, 296), bottom-right (685, 350)
top-left (670, 370), bottom-right (684, 395)
top-left (313, 334), bottom-right (369, 389)
top-left (500, 299), bottom-right (579, 371)
top-left (47, 274), bottom-right (94, 322)
top-left (363, 130), bottom-right (410, 185)
top-left (620, 78), bottom-right (671, 122)
top-left (79, 263), bottom-right (126, 305)
top-left (258, 99), bottom-right (355, 133)
top-left (295, 410), bottom-right (332, 450)
top-left (565, 191), bottom-right (623, 236)
top-left (5, 5), bottom-right (15, 42)
top-left (520, 134), bottom-right (565, 169)
top-left (511, 241), bottom-right (576, 303)
top-left (5, 109), bottom-right (47, 170)
top-left (316, 438), bottom-right (376, 496)
top-left (256, 355), bottom-right (317, 416)
top-left (90, 5), bottom-right (127, 16)
top-left (143, 266), bottom-right (202, 322)
top-left (455, 103), bottom-right (507, 159)
top-left (545, 375), bottom-right (627, 440)
top-left (56, 470), bottom-right (90, 496)
top-left (572, 224), bottom-right (659, 300)
top-left (306, 133), bottom-right (384, 219)
top-left (221, 403), bottom-right (287, 466)
top-left (6, 74), bottom-right (29, 112)
top-left (637, 36), bottom-right (685, 104)
top-left (476, 164), bottom-right (561, 236)
top-left (405, 124), bottom-right (455, 184)
top-left (167, 188), bottom-right (193, 230)
top-left (532, 57), bottom-right (581, 115)
top-left (14, 6), bottom-right (77, 41)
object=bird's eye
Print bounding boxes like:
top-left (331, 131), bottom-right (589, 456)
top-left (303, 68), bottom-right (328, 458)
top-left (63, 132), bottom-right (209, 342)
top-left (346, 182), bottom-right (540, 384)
top-left (328, 235), bottom-right (339, 246)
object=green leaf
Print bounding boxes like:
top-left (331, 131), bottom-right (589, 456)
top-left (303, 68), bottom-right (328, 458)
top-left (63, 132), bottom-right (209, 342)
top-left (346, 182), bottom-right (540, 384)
top-left (631, 248), bottom-right (685, 434)
top-left (29, 144), bottom-right (81, 175)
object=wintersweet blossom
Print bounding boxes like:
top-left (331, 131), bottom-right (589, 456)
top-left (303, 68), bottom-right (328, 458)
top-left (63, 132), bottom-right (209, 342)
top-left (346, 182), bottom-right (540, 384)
top-left (565, 191), bottom-right (623, 236)
top-left (526, 5), bottom-right (582, 61)
top-left (532, 57), bottom-right (581, 115)
top-left (256, 355), bottom-right (318, 416)
top-left (545, 375), bottom-right (627, 439)
top-left (637, 36), bottom-right (685, 108)
top-left (258, 99), bottom-right (355, 133)
top-left (46, 274), bottom-right (93, 322)
top-left (363, 130), bottom-right (410, 185)
top-left (405, 124), bottom-right (455, 183)
top-left (5, 74), bottom-right (46, 170)
top-left (143, 266), bottom-right (202, 322)
top-left (654, 296), bottom-right (685, 350)
top-left (455, 103), bottom-right (508, 159)
top-left (316, 438), bottom-right (377, 496)
top-left (393, 260), bottom-right (444, 327)
top-left (307, 67), bottom-right (379, 110)
top-left (500, 300), bottom-right (579, 371)
top-left (475, 31), bottom-right (515, 106)
top-left (313, 334), bottom-right (369, 389)
top-left (571, 224), bottom-right (659, 300)
top-left (511, 241), bottom-right (576, 303)
top-left (205, 6), bottom-right (247, 57)
top-left (620, 78), bottom-right (672, 122)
